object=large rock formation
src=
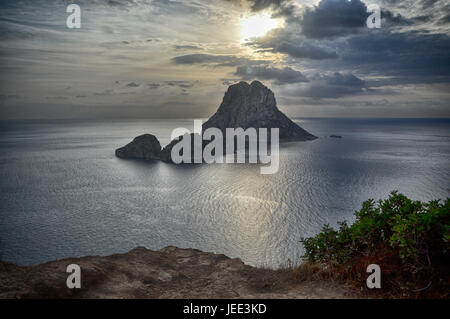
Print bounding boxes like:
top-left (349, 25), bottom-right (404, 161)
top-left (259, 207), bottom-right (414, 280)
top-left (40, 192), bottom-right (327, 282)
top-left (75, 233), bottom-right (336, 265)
top-left (203, 81), bottom-right (317, 141)
top-left (159, 133), bottom-right (205, 163)
top-left (115, 134), bottom-right (161, 160)
top-left (116, 81), bottom-right (316, 162)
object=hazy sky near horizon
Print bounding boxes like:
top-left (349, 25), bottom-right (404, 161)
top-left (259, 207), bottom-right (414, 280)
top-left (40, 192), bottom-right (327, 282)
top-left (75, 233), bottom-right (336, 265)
top-left (1, 0), bottom-right (449, 119)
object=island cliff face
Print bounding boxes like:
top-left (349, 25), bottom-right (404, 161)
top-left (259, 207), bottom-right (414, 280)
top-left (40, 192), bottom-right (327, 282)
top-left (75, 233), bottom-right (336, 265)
top-left (203, 81), bottom-right (317, 141)
top-left (115, 81), bottom-right (317, 162)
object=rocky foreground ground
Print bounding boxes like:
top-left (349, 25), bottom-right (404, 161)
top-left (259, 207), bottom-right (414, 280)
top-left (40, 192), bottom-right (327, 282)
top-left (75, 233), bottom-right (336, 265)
top-left (0, 246), bottom-right (358, 299)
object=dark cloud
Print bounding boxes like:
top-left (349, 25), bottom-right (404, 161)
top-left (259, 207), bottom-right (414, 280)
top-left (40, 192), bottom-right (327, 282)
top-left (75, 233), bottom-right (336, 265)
top-left (276, 42), bottom-right (338, 60)
top-left (94, 89), bottom-right (114, 96)
top-left (106, 0), bottom-right (134, 7)
top-left (438, 13), bottom-right (450, 25)
top-left (225, 0), bottom-right (289, 12)
top-left (171, 54), bottom-right (268, 67)
top-left (173, 45), bottom-right (203, 51)
top-left (223, 0), bottom-right (299, 20)
top-left (420, 0), bottom-right (439, 9)
top-left (243, 0), bottom-right (450, 87)
top-left (0, 94), bottom-right (20, 101)
top-left (235, 65), bottom-right (308, 84)
top-left (382, 10), bottom-right (432, 26)
top-left (146, 81), bottom-right (197, 90)
top-left (300, 72), bottom-right (367, 99)
top-left (311, 72), bottom-right (365, 86)
top-left (300, 0), bottom-right (367, 39)
top-left (339, 31), bottom-right (450, 81)
top-left (247, 0), bottom-right (288, 12)
top-left (147, 83), bottom-right (161, 89)
top-left (221, 78), bottom-right (242, 86)
top-left (126, 82), bottom-right (140, 87)
top-left (46, 96), bottom-right (69, 100)
top-left (165, 81), bottom-right (196, 88)
top-left (245, 27), bottom-right (338, 60)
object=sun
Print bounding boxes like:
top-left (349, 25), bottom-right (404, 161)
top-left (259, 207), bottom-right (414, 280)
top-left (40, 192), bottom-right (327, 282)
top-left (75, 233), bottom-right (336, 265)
top-left (240, 13), bottom-right (282, 41)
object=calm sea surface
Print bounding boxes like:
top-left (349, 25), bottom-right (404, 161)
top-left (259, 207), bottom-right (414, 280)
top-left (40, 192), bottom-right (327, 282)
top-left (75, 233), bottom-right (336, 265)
top-left (0, 118), bottom-right (449, 267)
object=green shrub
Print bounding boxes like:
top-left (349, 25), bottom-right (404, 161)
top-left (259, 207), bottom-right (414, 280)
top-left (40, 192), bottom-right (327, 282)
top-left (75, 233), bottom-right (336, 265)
top-left (300, 191), bottom-right (449, 296)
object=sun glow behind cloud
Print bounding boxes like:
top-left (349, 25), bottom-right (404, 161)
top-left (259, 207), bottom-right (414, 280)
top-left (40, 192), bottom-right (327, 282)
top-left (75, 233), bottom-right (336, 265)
top-left (240, 13), bottom-right (283, 42)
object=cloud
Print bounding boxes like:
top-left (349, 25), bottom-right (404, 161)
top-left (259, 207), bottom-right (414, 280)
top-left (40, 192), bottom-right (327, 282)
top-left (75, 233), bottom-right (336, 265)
top-left (276, 42), bottom-right (338, 59)
top-left (299, 72), bottom-right (367, 98)
top-left (340, 31), bottom-right (450, 81)
top-left (381, 10), bottom-right (432, 26)
top-left (223, 0), bottom-right (300, 20)
top-left (420, 0), bottom-right (439, 9)
top-left (246, 29), bottom-right (338, 60)
top-left (438, 13), bottom-right (450, 25)
top-left (173, 45), bottom-right (203, 51)
top-left (126, 82), bottom-right (140, 87)
top-left (93, 89), bottom-right (114, 96)
top-left (235, 65), bottom-right (308, 84)
top-left (171, 54), bottom-right (268, 67)
top-left (146, 81), bottom-right (197, 89)
top-left (224, 0), bottom-right (290, 12)
top-left (165, 80), bottom-right (196, 88)
top-left (46, 96), bottom-right (69, 100)
top-left (246, 0), bottom-right (291, 12)
top-left (300, 0), bottom-right (367, 39)
top-left (221, 78), bottom-right (242, 86)
top-left (0, 94), bottom-right (20, 102)
top-left (147, 83), bottom-right (161, 89)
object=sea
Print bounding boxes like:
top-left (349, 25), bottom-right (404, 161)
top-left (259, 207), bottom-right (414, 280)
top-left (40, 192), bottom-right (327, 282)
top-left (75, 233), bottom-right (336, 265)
top-left (0, 118), bottom-right (449, 268)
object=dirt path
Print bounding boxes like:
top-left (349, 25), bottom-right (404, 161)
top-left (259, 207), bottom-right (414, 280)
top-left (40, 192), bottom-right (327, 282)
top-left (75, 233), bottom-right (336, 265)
top-left (0, 246), bottom-right (358, 299)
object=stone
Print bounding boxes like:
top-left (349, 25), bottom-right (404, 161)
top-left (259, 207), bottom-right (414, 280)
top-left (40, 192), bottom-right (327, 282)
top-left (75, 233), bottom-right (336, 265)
top-left (202, 81), bottom-right (317, 141)
top-left (115, 134), bottom-right (162, 160)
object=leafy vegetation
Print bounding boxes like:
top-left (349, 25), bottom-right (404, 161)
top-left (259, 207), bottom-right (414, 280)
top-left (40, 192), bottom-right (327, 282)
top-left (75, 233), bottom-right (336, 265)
top-left (300, 191), bottom-right (449, 298)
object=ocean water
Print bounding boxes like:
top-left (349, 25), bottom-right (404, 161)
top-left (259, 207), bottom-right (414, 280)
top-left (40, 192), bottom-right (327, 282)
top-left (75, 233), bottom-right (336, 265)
top-left (0, 118), bottom-right (449, 268)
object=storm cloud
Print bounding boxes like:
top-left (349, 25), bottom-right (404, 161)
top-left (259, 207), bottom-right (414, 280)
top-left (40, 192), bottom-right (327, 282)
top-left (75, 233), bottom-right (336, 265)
top-left (300, 72), bottom-right (367, 98)
top-left (171, 54), bottom-right (269, 67)
top-left (300, 0), bottom-right (368, 39)
top-left (235, 65), bottom-right (309, 84)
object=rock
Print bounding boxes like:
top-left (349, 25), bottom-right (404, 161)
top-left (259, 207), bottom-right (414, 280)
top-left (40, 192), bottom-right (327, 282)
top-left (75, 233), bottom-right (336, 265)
top-left (115, 134), bottom-right (162, 160)
top-left (159, 133), bottom-right (206, 163)
top-left (115, 81), bottom-right (317, 163)
top-left (0, 246), bottom-right (358, 298)
top-left (202, 81), bottom-right (317, 141)
top-left (159, 135), bottom-right (183, 163)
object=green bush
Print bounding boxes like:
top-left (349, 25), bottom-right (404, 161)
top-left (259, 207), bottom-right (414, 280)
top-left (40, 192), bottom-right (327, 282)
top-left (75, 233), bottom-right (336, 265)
top-left (300, 191), bottom-right (449, 296)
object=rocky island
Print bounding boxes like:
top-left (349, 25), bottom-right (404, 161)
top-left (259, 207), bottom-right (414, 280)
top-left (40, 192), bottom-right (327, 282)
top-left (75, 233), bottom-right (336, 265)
top-left (115, 134), bottom-right (162, 160)
top-left (115, 81), bottom-right (317, 162)
top-left (203, 81), bottom-right (316, 141)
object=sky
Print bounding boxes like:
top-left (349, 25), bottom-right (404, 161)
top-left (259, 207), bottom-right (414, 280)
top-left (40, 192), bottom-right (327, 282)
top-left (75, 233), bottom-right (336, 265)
top-left (0, 0), bottom-right (449, 119)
